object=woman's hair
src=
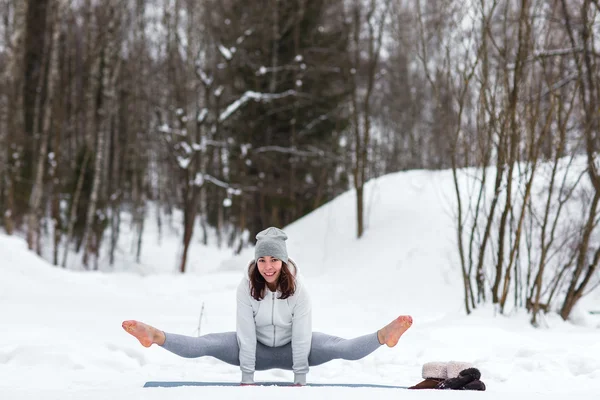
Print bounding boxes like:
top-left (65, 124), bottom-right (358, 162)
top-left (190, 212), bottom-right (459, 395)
top-left (249, 261), bottom-right (296, 301)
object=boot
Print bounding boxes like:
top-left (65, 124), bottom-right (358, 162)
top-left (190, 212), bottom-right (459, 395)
top-left (408, 361), bottom-right (448, 389)
top-left (437, 367), bottom-right (486, 391)
top-left (463, 379), bottom-right (486, 391)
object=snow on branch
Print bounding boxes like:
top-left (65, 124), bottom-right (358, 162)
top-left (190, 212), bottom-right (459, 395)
top-left (158, 124), bottom-right (171, 134)
top-left (536, 73), bottom-right (578, 99)
top-left (257, 64), bottom-right (341, 75)
top-left (179, 141), bottom-right (192, 155)
top-left (201, 174), bottom-right (257, 192)
top-left (219, 90), bottom-right (297, 122)
top-left (159, 123), bottom-right (186, 137)
top-left (197, 108), bottom-right (208, 124)
top-left (203, 174), bottom-right (231, 189)
top-left (298, 113), bottom-right (330, 137)
top-left (218, 44), bottom-right (234, 61)
top-left (205, 139), bottom-right (228, 148)
top-left (532, 47), bottom-right (584, 58)
top-left (251, 145), bottom-right (341, 162)
top-left (196, 67), bottom-right (213, 87)
top-left (253, 145), bottom-right (325, 158)
top-left (258, 65), bottom-right (306, 75)
top-left (177, 156), bottom-right (191, 169)
top-left (508, 47), bottom-right (584, 69)
top-left (194, 173), bottom-right (204, 186)
top-left (191, 143), bottom-right (203, 152)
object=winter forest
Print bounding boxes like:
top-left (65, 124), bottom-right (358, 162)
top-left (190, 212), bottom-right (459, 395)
top-left (1, 0), bottom-right (599, 325)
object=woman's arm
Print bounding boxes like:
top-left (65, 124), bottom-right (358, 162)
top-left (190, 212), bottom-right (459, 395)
top-left (236, 279), bottom-right (257, 384)
top-left (291, 280), bottom-right (312, 385)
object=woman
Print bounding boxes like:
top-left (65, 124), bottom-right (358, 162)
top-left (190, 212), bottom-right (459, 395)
top-left (123, 227), bottom-right (413, 385)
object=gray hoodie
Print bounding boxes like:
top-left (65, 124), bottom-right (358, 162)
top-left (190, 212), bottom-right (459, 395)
top-left (236, 258), bottom-right (312, 385)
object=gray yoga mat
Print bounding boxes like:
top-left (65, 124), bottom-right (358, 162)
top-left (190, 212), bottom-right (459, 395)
top-left (143, 381), bottom-right (408, 389)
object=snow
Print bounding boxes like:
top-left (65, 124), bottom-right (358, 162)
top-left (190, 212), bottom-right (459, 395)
top-left (1, 168), bottom-right (600, 399)
top-left (179, 141), bottom-right (192, 155)
top-left (158, 123), bottom-right (171, 134)
top-left (193, 173), bottom-right (204, 187)
top-left (176, 155), bottom-right (190, 169)
top-left (218, 44), bottom-right (233, 61)
top-left (219, 90), bottom-right (297, 122)
top-left (197, 108), bottom-right (208, 123)
top-left (197, 69), bottom-right (213, 87)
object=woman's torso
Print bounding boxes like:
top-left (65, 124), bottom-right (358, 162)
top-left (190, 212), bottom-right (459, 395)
top-left (250, 288), bottom-right (295, 347)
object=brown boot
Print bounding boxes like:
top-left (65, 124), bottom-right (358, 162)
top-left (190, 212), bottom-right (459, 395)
top-left (408, 361), bottom-right (447, 390)
top-left (409, 378), bottom-right (444, 389)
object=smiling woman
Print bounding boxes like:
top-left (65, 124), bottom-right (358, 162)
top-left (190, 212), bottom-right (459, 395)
top-left (250, 228), bottom-right (294, 298)
top-left (254, 257), bottom-right (285, 293)
top-left (122, 227), bottom-right (413, 386)
top-left (251, 256), bottom-right (299, 302)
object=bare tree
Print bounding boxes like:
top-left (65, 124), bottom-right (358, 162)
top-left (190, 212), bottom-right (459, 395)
top-left (27, 0), bottom-right (67, 253)
top-left (82, 1), bottom-right (122, 268)
top-left (348, 0), bottom-right (391, 238)
top-left (528, 99), bottom-right (579, 324)
top-left (0, 0), bottom-right (8, 233)
top-left (2, 0), bottom-right (29, 235)
top-left (62, 150), bottom-right (91, 268)
top-left (558, 0), bottom-right (600, 320)
top-left (441, 0), bottom-right (600, 322)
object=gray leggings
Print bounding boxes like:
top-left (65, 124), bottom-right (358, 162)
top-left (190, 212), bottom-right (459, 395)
top-left (161, 331), bottom-right (382, 370)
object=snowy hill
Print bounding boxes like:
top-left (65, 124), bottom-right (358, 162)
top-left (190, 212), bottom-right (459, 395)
top-left (1, 167), bottom-right (600, 399)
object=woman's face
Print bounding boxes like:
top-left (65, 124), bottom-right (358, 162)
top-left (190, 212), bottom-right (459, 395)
top-left (257, 256), bottom-right (283, 288)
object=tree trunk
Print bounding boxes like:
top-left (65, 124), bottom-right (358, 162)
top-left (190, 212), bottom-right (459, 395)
top-left (2, 0), bottom-right (29, 234)
top-left (558, 0), bottom-right (600, 320)
top-left (136, 203), bottom-right (145, 263)
top-left (560, 192), bottom-right (599, 320)
top-left (180, 183), bottom-right (196, 273)
top-left (350, 0), bottom-right (389, 239)
top-left (62, 150), bottom-right (91, 268)
top-left (492, 0), bottom-right (530, 304)
top-left (530, 113), bottom-right (568, 325)
top-left (82, 79), bottom-right (107, 267)
top-left (83, 2), bottom-right (120, 267)
top-left (50, 10), bottom-right (67, 266)
top-left (27, 0), bottom-right (64, 252)
top-left (350, 0), bottom-right (363, 239)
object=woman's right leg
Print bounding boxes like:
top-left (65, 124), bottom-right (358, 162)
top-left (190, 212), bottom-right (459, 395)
top-left (122, 320), bottom-right (240, 366)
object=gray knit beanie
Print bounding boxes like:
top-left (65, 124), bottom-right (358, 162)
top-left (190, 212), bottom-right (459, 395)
top-left (254, 227), bottom-right (288, 264)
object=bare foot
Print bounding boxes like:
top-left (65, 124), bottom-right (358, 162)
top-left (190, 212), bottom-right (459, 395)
top-left (122, 320), bottom-right (165, 347)
top-left (377, 315), bottom-right (413, 347)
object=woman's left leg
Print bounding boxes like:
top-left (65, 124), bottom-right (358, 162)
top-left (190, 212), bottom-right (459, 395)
top-left (308, 332), bottom-right (382, 366)
top-left (309, 315), bottom-right (413, 366)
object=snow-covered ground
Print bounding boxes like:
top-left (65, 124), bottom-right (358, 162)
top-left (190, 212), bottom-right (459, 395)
top-left (1, 168), bottom-right (599, 400)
